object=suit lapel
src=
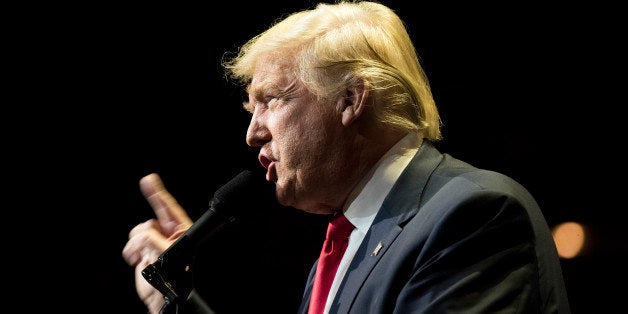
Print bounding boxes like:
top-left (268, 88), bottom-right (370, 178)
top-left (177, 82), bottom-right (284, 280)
top-left (331, 140), bottom-right (445, 313)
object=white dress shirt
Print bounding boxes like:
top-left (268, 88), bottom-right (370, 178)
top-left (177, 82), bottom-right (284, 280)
top-left (322, 133), bottom-right (421, 313)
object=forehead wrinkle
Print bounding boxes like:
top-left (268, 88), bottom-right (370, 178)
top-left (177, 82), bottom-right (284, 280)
top-left (249, 77), bottom-right (298, 100)
top-left (280, 81), bottom-right (299, 98)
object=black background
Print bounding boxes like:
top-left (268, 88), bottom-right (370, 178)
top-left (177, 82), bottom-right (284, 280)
top-left (10, 1), bottom-right (624, 313)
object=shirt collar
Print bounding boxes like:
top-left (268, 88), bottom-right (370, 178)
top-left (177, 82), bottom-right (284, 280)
top-left (343, 133), bottom-right (421, 234)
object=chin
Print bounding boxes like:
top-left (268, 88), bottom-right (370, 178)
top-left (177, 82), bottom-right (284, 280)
top-left (293, 201), bottom-right (338, 216)
top-left (274, 184), bottom-right (293, 208)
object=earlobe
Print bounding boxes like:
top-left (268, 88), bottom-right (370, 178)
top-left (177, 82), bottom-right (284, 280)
top-left (341, 81), bottom-right (368, 126)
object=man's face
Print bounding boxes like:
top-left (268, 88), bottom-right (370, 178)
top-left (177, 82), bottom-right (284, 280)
top-left (244, 56), bottom-right (348, 214)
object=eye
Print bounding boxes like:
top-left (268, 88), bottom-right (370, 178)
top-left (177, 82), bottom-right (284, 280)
top-left (243, 96), bottom-right (274, 114)
top-left (266, 97), bottom-right (280, 109)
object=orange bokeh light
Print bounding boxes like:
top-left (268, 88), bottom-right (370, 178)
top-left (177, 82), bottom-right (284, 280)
top-left (552, 221), bottom-right (586, 259)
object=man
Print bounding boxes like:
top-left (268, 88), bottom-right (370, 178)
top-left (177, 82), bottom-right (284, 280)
top-left (123, 1), bottom-right (570, 313)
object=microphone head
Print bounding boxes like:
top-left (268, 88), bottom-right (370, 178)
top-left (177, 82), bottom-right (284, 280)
top-left (210, 168), bottom-right (275, 215)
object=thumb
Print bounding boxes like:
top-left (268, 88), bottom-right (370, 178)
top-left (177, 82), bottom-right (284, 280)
top-left (140, 173), bottom-right (194, 238)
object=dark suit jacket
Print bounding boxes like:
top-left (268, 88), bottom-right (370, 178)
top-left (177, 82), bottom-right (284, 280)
top-left (298, 141), bottom-right (570, 313)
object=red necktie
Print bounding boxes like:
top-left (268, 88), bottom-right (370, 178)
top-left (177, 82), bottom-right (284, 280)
top-left (308, 214), bottom-right (355, 314)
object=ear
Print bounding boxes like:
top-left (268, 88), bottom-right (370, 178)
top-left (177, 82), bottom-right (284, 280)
top-left (340, 81), bottom-right (368, 126)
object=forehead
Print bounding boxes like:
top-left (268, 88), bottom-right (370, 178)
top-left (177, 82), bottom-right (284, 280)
top-left (249, 54), bottom-right (296, 92)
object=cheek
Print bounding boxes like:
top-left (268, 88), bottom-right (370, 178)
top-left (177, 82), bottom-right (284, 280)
top-left (270, 126), bottom-right (314, 170)
top-left (272, 102), bottom-right (340, 161)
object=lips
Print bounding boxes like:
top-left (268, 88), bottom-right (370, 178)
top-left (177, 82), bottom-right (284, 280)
top-left (258, 153), bottom-right (277, 182)
top-left (259, 154), bottom-right (272, 169)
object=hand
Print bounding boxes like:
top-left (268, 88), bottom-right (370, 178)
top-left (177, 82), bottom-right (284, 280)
top-left (122, 173), bottom-right (194, 314)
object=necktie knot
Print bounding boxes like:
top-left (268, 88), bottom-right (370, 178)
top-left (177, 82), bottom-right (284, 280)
top-left (327, 213), bottom-right (354, 240)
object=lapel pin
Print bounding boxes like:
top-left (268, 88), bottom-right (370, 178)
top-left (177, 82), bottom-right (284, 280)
top-left (371, 241), bottom-right (384, 256)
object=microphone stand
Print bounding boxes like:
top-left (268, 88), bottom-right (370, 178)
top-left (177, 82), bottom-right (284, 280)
top-left (142, 235), bottom-right (196, 314)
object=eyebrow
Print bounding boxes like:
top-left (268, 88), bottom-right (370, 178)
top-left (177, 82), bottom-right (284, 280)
top-left (248, 81), bottom-right (281, 99)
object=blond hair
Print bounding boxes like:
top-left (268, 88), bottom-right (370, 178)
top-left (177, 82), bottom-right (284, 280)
top-left (222, 0), bottom-right (442, 141)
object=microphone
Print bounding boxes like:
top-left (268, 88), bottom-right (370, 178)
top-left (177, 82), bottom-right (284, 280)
top-left (141, 169), bottom-right (272, 307)
top-left (181, 169), bottom-right (268, 249)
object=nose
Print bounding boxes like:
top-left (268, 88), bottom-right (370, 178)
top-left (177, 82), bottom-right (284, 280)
top-left (245, 107), bottom-right (270, 147)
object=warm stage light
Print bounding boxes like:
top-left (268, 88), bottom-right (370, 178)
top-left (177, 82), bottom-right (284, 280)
top-left (551, 221), bottom-right (587, 259)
